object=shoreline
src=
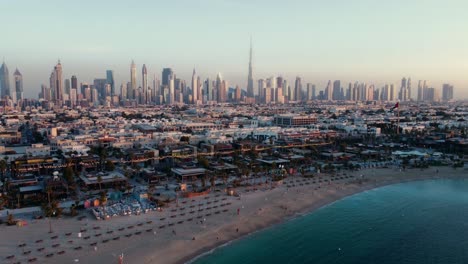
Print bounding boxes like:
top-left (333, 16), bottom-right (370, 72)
top-left (1, 166), bottom-right (466, 264)
top-left (179, 167), bottom-right (468, 264)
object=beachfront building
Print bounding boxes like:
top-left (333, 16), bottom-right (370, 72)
top-left (79, 171), bottom-right (127, 191)
top-left (273, 114), bottom-right (317, 127)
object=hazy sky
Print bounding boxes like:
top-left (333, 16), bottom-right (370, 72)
top-left (2, 0), bottom-right (468, 98)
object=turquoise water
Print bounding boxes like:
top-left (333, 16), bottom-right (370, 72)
top-left (193, 179), bottom-right (468, 264)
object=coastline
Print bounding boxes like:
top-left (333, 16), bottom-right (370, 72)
top-left (179, 167), bottom-right (468, 264)
top-left (1, 166), bottom-right (466, 264)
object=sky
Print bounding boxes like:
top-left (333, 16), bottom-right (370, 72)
top-left (2, 0), bottom-right (468, 99)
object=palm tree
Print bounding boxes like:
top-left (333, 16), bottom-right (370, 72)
top-left (209, 174), bottom-right (216, 190)
top-left (7, 213), bottom-right (15, 225)
top-left (97, 175), bottom-right (103, 191)
top-left (0, 159), bottom-right (7, 180)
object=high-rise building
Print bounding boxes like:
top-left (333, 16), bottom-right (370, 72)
top-left (162, 68), bottom-right (173, 86)
top-left (106, 70), bottom-right (115, 96)
top-left (167, 74), bottom-right (175, 105)
top-left (191, 68), bottom-right (198, 104)
top-left (306, 83), bottom-right (314, 101)
top-left (71, 75), bottom-right (78, 90)
top-left (70, 88), bottom-right (77, 107)
top-left (399, 77), bottom-right (410, 101)
top-left (247, 38), bottom-right (254, 98)
top-left (326, 80), bottom-right (332, 100)
top-left (294, 77), bottom-right (302, 101)
top-left (0, 61), bottom-right (11, 99)
top-left (258, 79), bottom-right (266, 102)
top-left (332, 80), bottom-right (341, 100)
top-left (50, 60), bottom-right (63, 102)
top-left (126, 81), bottom-right (132, 100)
top-left (216, 73), bottom-right (226, 103)
top-left (120, 83), bottom-right (127, 100)
top-left (142, 64), bottom-right (148, 104)
top-left (417, 80), bottom-right (423, 101)
top-left (130, 60), bottom-right (137, 100)
top-left (64, 79), bottom-right (71, 95)
top-left (442, 84), bottom-right (454, 101)
top-left (407, 78), bottom-right (412, 100)
top-left (235, 85), bottom-right (241, 102)
top-left (13, 68), bottom-right (23, 102)
top-left (282, 80), bottom-right (289, 101)
top-left (312, 84), bottom-right (316, 100)
top-left (203, 78), bottom-right (211, 103)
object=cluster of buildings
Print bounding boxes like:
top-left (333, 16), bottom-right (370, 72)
top-left (0, 41), bottom-right (458, 111)
top-left (0, 99), bottom-right (465, 211)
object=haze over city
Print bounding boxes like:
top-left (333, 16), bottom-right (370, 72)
top-left (2, 0), bottom-right (468, 98)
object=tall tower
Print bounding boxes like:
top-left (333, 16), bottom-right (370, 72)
top-left (191, 68), bottom-right (197, 104)
top-left (0, 61), bottom-right (11, 99)
top-left (106, 70), bottom-right (115, 96)
top-left (130, 60), bottom-right (137, 100)
top-left (326, 80), bottom-right (332, 100)
top-left (14, 68), bottom-right (23, 102)
top-left (52, 60), bottom-right (63, 102)
top-left (407, 77), bottom-right (412, 100)
top-left (71, 75), bottom-right (78, 89)
top-left (142, 64), bottom-right (148, 104)
top-left (216, 73), bottom-right (225, 103)
top-left (247, 37), bottom-right (254, 98)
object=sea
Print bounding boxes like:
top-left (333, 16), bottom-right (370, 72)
top-left (193, 178), bottom-right (468, 264)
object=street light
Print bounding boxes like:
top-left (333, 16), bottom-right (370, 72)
top-left (49, 211), bottom-right (56, 233)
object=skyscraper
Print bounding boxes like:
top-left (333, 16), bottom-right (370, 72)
top-left (442, 84), bottom-right (454, 101)
top-left (247, 38), bottom-right (254, 98)
top-left (294, 77), bottom-right (302, 101)
top-left (64, 79), bottom-right (70, 95)
top-left (120, 83), bottom-right (127, 100)
top-left (326, 80), bottom-right (332, 100)
top-left (399, 77), bottom-right (408, 101)
top-left (162, 68), bottom-right (173, 86)
top-left (13, 68), bottom-right (23, 102)
top-left (71, 75), bottom-right (78, 90)
top-left (142, 64), bottom-right (148, 104)
top-left (407, 77), bottom-right (412, 100)
top-left (258, 79), bottom-right (266, 102)
top-left (216, 73), bottom-right (226, 103)
top-left (51, 60), bottom-right (63, 102)
top-left (130, 60), bottom-right (137, 100)
top-left (417, 80), bottom-right (423, 101)
top-left (106, 70), bottom-right (115, 96)
top-left (191, 68), bottom-right (197, 104)
top-left (332, 80), bottom-right (341, 100)
top-left (0, 61), bottom-right (11, 99)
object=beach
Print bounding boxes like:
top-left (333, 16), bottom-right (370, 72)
top-left (1, 166), bottom-right (466, 264)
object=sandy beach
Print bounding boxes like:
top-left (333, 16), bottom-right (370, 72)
top-left (1, 166), bottom-right (466, 264)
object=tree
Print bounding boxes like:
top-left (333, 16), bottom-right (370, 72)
top-left (0, 159), bottom-right (6, 180)
top-left (99, 191), bottom-right (107, 206)
top-left (105, 160), bottom-right (115, 172)
top-left (7, 213), bottom-right (15, 225)
top-left (97, 175), bottom-right (103, 191)
top-left (41, 200), bottom-right (62, 218)
top-left (197, 156), bottom-right (210, 169)
top-left (63, 166), bottom-right (74, 185)
top-left (70, 204), bottom-right (78, 217)
top-left (210, 175), bottom-right (216, 190)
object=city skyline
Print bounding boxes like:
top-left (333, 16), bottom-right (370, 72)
top-left (2, 0), bottom-right (468, 98)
